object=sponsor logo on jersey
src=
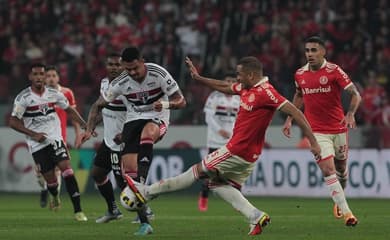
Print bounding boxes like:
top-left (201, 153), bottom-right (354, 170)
top-left (265, 89), bottom-right (279, 104)
top-left (319, 76), bottom-right (328, 85)
top-left (300, 79), bottom-right (306, 84)
top-left (240, 101), bottom-right (253, 111)
top-left (302, 86), bottom-right (331, 94)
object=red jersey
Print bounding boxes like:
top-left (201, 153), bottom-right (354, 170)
top-left (295, 60), bottom-right (352, 134)
top-left (227, 77), bottom-right (287, 162)
top-left (56, 86), bottom-right (76, 142)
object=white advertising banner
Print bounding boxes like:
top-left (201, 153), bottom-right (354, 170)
top-left (242, 149), bottom-right (390, 198)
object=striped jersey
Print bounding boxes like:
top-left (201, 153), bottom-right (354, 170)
top-left (11, 87), bottom-right (69, 153)
top-left (100, 77), bottom-right (126, 151)
top-left (102, 63), bottom-right (180, 125)
top-left (204, 91), bottom-right (240, 149)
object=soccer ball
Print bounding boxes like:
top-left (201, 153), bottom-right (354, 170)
top-left (120, 186), bottom-right (142, 211)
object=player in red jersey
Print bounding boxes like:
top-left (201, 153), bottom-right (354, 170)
top-left (36, 66), bottom-right (82, 209)
top-left (129, 56), bottom-right (321, 236)
top-left (282, 36), bottom-right (361, 227)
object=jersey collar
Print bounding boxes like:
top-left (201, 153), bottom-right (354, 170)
top-left (303, 59), bottom-right (327, 71)
top-left (254, 76), bottom-right (269, 87)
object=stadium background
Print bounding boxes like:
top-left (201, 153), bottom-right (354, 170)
top-left (0, 0), bottom-right (389, 195)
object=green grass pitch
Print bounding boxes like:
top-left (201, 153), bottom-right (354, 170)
top-left (0, 193), bottom-right (389, 240)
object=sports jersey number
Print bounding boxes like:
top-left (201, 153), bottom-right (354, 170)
top-left (110, 153), bottom-right (120, 165)
top-left (51, 140), bottom-right (63, 150)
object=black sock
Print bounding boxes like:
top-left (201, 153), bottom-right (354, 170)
top-left (63, 175), bottom-right (82, 213)
top-left (97, 180), bottom-right (117, 212)
top-left (137, 205), bottom-right (149, 224)
top-left (201, 180), bottom-right (209, 198)
top-left (137, 139), bottom-right (153, 183)
top-left (114, 174), bottom-right (126, 191)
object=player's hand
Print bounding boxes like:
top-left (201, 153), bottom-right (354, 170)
top-left (185, 57), bottom-right (200, 79)
top-left (31, 132), bottom-right (47, 143)
top-left (76, 131), bottom-right (93, 148)
top-left (153, 101), bottom-right (163, 112)
top-left (218, 129), bottom-right (231, 139)
top-left (341, 112), bottom-right (356, 129)
top-left (310, 141), bottom-right (322, 161)
top-left (282, 119), bottom-right (292, 138)
top-left (74, 133), bottom-right (84, 149)
top-left (113, 133), bottom-right (122, 145)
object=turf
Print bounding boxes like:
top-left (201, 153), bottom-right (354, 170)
top-left (0, 193), bottom-right (388, 240)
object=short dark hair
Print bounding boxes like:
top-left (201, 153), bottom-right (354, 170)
top-left (237, 56), bottom-right (263, 74)
top-left (121, 47), bottom-right (141, 62)
top-left (46, 65), bottom-right (58, 72)
top-left (30, 63), bottom-right (45, 70)
top-left (305, 36), bottom-right (325, 47)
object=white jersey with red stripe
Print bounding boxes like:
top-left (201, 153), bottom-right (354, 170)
top-left (295, 60), bottom-right (353, 134)
top-left (204, 91), bottom-right (240, 149)
top-left (102, 63), bottom-right (180, 126)
top-left (11, 86), bottom-right (69, 153)
top-left (100, 77), bottom-right (127, 151)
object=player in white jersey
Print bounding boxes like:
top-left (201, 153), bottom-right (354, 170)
top-left (198, 73), bottom-right (240, 211)
top-left (9, 63), bottom-right (88, 221)
top-left (80, 47), bottom-right (186, 235)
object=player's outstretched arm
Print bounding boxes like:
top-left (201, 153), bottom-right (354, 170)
top-left (9, 116), bottom-right (46, 142)
top-left (282, 88), bottom-right (304, 138)
top-left (65, 106), bottom-right (87, 130)
top-left (342, 84), bottom-right (361, 129)
top-left (279, 101), bottom-right (321, 160)
top-left (185, 57), bottom-right (235, 95)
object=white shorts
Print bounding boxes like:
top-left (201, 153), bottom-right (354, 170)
top-left (202, 146), bottom-right (255, 187)
top-left (314, 132), bottom-right (348, 162)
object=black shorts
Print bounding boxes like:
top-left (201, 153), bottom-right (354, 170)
top-left (121, 119), bottom-right (166, 155)
top-left (93, 140), bottom-right (122, 176)
top-left (32, 140), bottom-right (69, 174)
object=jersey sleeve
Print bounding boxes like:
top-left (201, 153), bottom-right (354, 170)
top-left (55, 91), bottom-right (70, 109)
top-left (231, 83), bottom-right (243, 95)
top-left (66, 89), bottom-right (77, 107)
top-left (102, 78), bottom-right (125, 103)
top-left (161, 71), bottom-right (180, 96)
top-left (11, 94), bottom-right (27, 119)
top-left (334, 66), bottom-right (353, 89)
top-left (261, 85), bottom-right (288, 110)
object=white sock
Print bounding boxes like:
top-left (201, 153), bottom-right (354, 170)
top-left (324, 174), bottom-right (351, 214)
top-left (212, 185), bottom-right (263, 223)
top-left (147, 166), bottom-right (198, 196)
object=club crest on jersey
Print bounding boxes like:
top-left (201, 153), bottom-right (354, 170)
top-left (319, 76), bottom-right (328, 85)
top-left (39, 103), bottom-right (50, 115)
top-left (137, 92), bottom-right (149, 104)
top-left (248, 93), bottom-right (255, 102)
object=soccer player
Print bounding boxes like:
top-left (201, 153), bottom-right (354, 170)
top-left (36, 66), bottom-right (82, 209)
top-left (9, 63), bottom-right (88, 221)
top-left (198, 72), bottom-right (240, 212)
top-left (131, 56), bottom-right (321, 236)
top-left (81, 47), bottom-right (186, 235)
top-left (76, 53), bottom-right (126, 223)
top-left (282, 36), bottom-right (361, 226)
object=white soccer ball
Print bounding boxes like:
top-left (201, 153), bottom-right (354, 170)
top-left (120, 186), bottom-right (142, 211)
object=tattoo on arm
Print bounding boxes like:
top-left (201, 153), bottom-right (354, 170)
top-left (345, 84), bottom-right (361, 114)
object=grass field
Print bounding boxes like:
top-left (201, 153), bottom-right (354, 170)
top-left (0, 193), bottom-right (389, 240)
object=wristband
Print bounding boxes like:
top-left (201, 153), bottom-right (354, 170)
top-left (161, 101), bottom-right (170, 109)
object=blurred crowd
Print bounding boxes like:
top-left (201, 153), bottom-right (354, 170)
top-left (0, 0), bottom-right (389, 130)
